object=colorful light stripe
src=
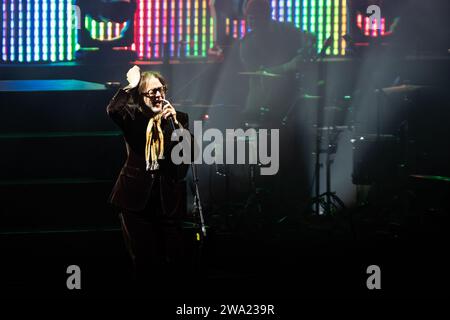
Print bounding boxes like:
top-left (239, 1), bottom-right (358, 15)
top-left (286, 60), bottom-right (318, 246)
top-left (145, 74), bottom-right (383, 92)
top-left (357, 13), bottom-right (362, 29)
top-left (171, 0), bottom-right (175, 57)
top-left (357, 12), bottom-right (386, 38)
top-left (18, 0), bottom-right (23, 62)
top-left (333, 0), bottom-right (339, 55)
top-left (10, 0), bottom-right (15, 61)
top-left (317, 0), bottom-right (323, 52)
top-left (287, 0), bottom-right (292, 23)
top-left (185, 0), bottom-right (190, 56)
top-left (25, 0), bottom-right (31, 61)
top-left (107, 22), bottom-right (112, 40)
top-left (156, 0), bottom-right (160, 57)
top-left (325, 0), bottom-right (331, 55)
top-left (179, 0), bottom-right (183, 56)
top-left (364, 16), bottom-right (369, 36)
top-left (58, 0), bottom-right (64, 60)
top-left (302, 0), bottom-right (308, 31)
top-left (209, 15), bottom-right (214, 49)
top-left (194, 0), bottom-right (199, 55)
top-left (201, 0), bottom-right (206, 55)
top-left (139, 0), bottom-right (144, 58)
top-left (50, 0), bottom-right (56, 61)
top-left (271, 0), bottom-right (277, 20)
top-left (160, 0), bottom-right (167, 56)
top-left (162, 0), bottom-right (167, 46)
top-left (372, 19), bottom-right (377, 37)
top-left (115, 20), bottom-right (120, 38)
top-left (99, 21), bottom-right (105, 41)
top-left (240, 19), bottom-right (246, 39)
top-left (2, 0), bottom-right (7, 61)
top-left (341, 0), bottom-right (346, 55)
top-left (67, 0), bottom-right (72, 60)
top-left (42, 1), bottom-right (48, 60)
top-left (278, 0), bottom-right (284, 22)
top-left (147, 0), bottom-right (152, 59)
top-left (310, 0), bottom-right (316, 33)
top-left (294, 0), bottom-right (300, 28)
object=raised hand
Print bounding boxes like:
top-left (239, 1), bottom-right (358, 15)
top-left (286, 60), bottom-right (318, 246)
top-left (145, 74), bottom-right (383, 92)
top-left (124, 65), bottom-right (141, 91)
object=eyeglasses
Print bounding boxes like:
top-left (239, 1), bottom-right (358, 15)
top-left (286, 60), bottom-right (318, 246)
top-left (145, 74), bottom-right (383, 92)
top-left (142, 86), bottom-right (166, 98)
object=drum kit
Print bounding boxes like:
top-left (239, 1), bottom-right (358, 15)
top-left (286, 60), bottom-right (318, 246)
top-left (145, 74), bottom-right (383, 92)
top-left (237, 67), bottom-right (352, 217)
top-left (188, 68), bottom-right (449, 232)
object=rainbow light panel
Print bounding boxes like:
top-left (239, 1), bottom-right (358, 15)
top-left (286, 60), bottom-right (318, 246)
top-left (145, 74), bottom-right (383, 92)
top-left (227, 0), bottom-right (347, 55)
top-left (84, 15), bottom-right (128, 42)
top-left (267, 0), bottom-right (347, 54)
top-left (356, 13), bottom-right (386, 38)
top-left (1, 0), bottom-right (77, 62)
top-left (1, 0), bottom-right (350, 63)
top-left (225, 17), bottom-right (246, 40)
top-left (132, 0), bottom-right (213, 59)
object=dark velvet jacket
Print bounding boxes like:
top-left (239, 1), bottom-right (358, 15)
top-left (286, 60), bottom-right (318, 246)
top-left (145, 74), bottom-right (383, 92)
top-left (106, 88), bottom-right (190, 215)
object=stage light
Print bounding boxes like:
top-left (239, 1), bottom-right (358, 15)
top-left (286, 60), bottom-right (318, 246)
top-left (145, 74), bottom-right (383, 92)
top-left (179, 0), bottom-right (184, 57)
top-left (287, 0), bottom-right (292, 23)
top-left (10, 0), bottom-right (15, 61)
top-left (326, 0), bottom-right (331, 55)
top-left (310, 1), bottom-right (316, 34)
top-left (294, 0), bottom-right (300, 28)
top-left (0, 0), bottom-right (350, 63)
top-left (50, 0), bottom-right (56, 62)
top-left (76, 0), bottom-right (137, 62)
top-left (333, 0), bottom-right (339, 55)
top-left (163, 0), bottom-right (167, 54)
top-left (147, 0), bottom-right (152, 59)
top-left (186, 1), bottom-right (191, 56)
top-left (302, 0), bottom-right (308, 30)
top-left (279, 0), bottom-right (284, 22)
top-left (318, 0), bottom-right (323, 53)
top-left (202, 0), bottom-right (207, 56)
top-left (171, 0), bottom-right (176, 57)
top-left (341, 0), bottom-right (346, 55)
top-left (1, 1), bottom-right (75, 61)
top-left (351, 1), bottom-right (387, 39)
top-left (194, 0), bottom-right (199, 56)
top-left (18, 0), bottom-right (23, 62)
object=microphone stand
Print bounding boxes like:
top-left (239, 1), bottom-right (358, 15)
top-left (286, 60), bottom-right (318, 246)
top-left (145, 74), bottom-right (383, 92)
top-left (313, 44), bottom-right (328, 215)
top-left (190, 142), bottom-right (207, 275)
top-left (308, 39), bottom-right (346, 217)
top-left (191, 161), bottom-right (207, 238)
top-left (164, 99), bottom-right (207, 272)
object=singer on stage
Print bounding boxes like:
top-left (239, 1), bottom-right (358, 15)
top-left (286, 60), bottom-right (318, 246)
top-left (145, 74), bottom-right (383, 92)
top-left (106, 66), bottom-right (190, 291)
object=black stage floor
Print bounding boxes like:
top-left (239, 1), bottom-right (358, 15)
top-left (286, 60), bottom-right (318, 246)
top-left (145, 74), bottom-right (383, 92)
top-left (1, 204), bottom-right (448, 299)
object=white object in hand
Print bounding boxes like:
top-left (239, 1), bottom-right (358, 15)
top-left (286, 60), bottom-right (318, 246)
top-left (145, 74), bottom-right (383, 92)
top-left (125, 65), bottom-right (141, 89)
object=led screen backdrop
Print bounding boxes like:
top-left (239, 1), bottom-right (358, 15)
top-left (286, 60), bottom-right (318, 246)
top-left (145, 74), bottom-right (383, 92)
top-left (1, 0), bottom-right (349, 63)
top-left (1, 0), bottom-right (76, 62)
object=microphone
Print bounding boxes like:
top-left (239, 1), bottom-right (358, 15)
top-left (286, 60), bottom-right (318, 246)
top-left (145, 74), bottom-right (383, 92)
top-left (162, 99), bottom-right (179, 136)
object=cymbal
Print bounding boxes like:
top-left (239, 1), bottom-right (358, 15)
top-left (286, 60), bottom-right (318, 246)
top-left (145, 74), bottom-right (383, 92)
top-left (410, 175), bottom-right (450, 183)
top-left (300, 94), bottom-right (321, 100)
top-left (239, 70), bottom-right (282, 78)
top-left (381, 84), bottom-right (425, 95)
top-left (317, 125), bottom-right (353, 131)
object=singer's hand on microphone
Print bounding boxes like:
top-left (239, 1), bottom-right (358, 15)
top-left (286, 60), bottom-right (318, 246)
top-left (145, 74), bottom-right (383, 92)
top-left (161, 99), bottom-right (178, 124)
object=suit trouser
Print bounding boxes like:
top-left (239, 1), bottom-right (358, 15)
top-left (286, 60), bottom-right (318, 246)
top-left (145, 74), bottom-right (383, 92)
top-left (119, 203), bottom-right (185, 289)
